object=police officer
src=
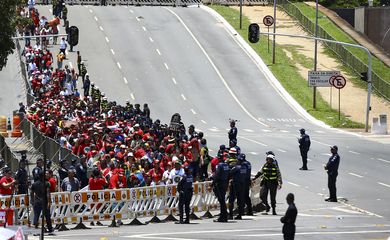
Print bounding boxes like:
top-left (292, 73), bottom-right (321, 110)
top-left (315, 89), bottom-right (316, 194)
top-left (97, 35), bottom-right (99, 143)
top-left (228, 120), bottom-right (237, 143)
top-left (101, 96), bottom-right (109, 112)
top-left (228, 155), bottom-right (246, 220)
top-left (176, 166), bottom-right (193, 224)
top-left (58, 159), bottom-right (68, 184)
top-left (83, 75), bottom-right (91, 97)
top-left (211, 152), bottom-right (229, 222)
top-left (253, 155), bottom-right (282, 215)
top-left (298, 128), bottom-right (311, 170)
top-left (324, 145), bottom-right (340, 202)
top-left (239, 154), bottom-right (253, 216)
top-left (32, 158), bottom-right (43, 182)
top-left (280, 193), bottom-right (298, 240)
top-left (226, 148), bottom-right (238, 168)
top-left (15, 160), bottom-right (28, 194)
top-left (75, 157), bottom-right (88, 189)
top-left (266, 151), bottom-right (279, 167)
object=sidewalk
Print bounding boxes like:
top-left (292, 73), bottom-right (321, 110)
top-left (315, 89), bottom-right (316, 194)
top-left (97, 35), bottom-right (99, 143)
top-left (305, 1), bottom-right (390, 67)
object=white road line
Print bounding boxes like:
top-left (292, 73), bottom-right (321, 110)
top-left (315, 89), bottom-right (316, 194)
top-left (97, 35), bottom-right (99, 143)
top-left (238, 136), bottom-right (268, 147)
top-left (321, 153), bottom-right (332, 156)
top-left (165, 7), bottom-right (268, 128)
top-left (69, 62), bottom-right (73, 68)
top-left (307, 158), bottom-right (312, 162)
top-left (123, 77), bottom-right (128, 84)
top-left (190, 109), bottom-right (197, 115)
top-left (311, 139), bottom-right (331, 147)
top-left (277, 149), bottom-right (286, 153)
top-left (280, 130), bottom-right (290, 133)
top-left (201, 120), bottom-right (207, 124)
top-left (136, 17), bottom-right (140, 22)
top-left (99, 26), bottom-right (104, 31)
top-left (94, 16), bottom-right (98, 21)
top-left (130, 93), bottom-right (135, 100)
top-left (129, 9), bottom-right (134, 13)
top-left (181, 94), bottom-right (186, 101)
top-left (242, 129), bottom-right (254, 132)
top-left (208, 128), bottom-right (220, 132)
top-left (348, 150), bottom-right (360, 155)
top-left (110, 49), bottom-right (115, 55)
top-left (124, 5), bottom-right (128, 8)
top-left (348, 172), bottom-right (363, 178)
top-left (377, 158), bottom-right (390, 164)
top-left (315, 130), bottom-right (325, 134)
top-left (240, 230), bottom-right (390, 237)
top-left (117, 62), bottom-right (122, 69)
top-left (317, 193), bottom-right (324, 196)
top-left (287, 181), bottom-right (300, 187)
top-left (156, 49), bottom-right (161, 55)
top-left (89, 9), bottom-right (93, 13)
top-left (262, 129), bottom-right (271, 132)
top-left (149, 37), bottom-right (154, 42)
top-left (142, 26), bottom-right (147, 31)
top-left (171, 77), bottom-right (177, 84)
top-left (249, 152), bottom-right (258, 155)
top-left (378, 182), bottom-right (390, 188)
top-left (164, 63), bottom-right (169, 70)
top-left (105, 36), bottom-right (109, 43)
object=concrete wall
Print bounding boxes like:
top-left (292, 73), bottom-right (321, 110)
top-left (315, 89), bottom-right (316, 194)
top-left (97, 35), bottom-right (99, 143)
top-left (365, 7), bottom-right (390, 53)
top-left (354, 7), bottom-right (365, 34)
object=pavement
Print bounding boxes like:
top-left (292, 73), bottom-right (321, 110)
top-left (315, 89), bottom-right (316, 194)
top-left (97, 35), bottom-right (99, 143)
top-left (305, 1), bottom-right (390, 67)
top-left (1, 4), bottom-right (390, 240)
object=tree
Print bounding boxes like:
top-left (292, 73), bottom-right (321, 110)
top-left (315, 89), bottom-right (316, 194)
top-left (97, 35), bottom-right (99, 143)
top-left (0, 0), bottom-right (24, 71)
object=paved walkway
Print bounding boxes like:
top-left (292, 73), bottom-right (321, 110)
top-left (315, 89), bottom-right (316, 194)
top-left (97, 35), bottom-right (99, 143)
top-left (305, 1), bottom-right (390, 67)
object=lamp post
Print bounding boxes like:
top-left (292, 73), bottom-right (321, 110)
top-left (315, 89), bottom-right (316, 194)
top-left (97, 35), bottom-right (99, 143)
top-left (313, 0), bottom-right (319, 109)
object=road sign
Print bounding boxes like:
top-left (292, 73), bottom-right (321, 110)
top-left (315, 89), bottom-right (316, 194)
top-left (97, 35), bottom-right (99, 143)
top-left (308, 71), bottom-right (340, 87)
top-left (73, 193), bottom-right (81, 204)
top-left (330, 75), bottom-right (346, 89)
top-left (263, 15), bottom-right (274, 27)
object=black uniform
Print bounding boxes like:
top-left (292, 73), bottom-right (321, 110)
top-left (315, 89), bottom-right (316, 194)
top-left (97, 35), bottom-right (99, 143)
top-left (281, 203), bottom-right (298, 240)
top-left (213, 161), bottom-right (229, 222)
top-left (298, 131), bottom-right (311, 170)
top-left (241, 159), bottom-right (253, 215)
top-left (32, 166), bottom-right (42, 182)
top-left (31, 178), bottom-right (53, 232)
top-left (15, 166), bottom-right (28, 194)
top-left (228, 127), bottom-right (237, 143)
top-left (177, 173), bottom-right (193, 223)
top-left (58, 166), bottom-right (68, 183)
top-left (229, 163), bottom-right (246, 219)
top-left (325, 152), bottom-right (340, 202)
top-left (75, 162), bottom-right (88, 189)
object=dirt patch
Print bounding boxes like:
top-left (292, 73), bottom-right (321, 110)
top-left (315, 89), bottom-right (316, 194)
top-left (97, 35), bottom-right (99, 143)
top-left (232, 5), bottom-right (390, 131)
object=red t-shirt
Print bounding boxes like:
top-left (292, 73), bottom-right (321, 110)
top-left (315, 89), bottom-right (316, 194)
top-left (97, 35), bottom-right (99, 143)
top-left (210, 157), bottom-right (219, 174)
top-left (148, 168), bottom-right (164, 183)
top-left (48, 177), bottom-right (57, 193)
top-left (89, 177), bottom-right (106, 190)
top-left (109, 174), bottom-right (126, 189)
top-left (0, 176), bottom-right (15, 195)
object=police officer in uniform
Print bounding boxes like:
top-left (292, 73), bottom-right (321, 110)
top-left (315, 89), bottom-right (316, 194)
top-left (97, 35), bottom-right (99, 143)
top-left (298, 128), bottom-right (311, 170)
top-left (281, 193), bottom-right (298, 240)
top-left (239, 154), bottom-right (253, 215)
top-left (58, 159), bottom-right (68, 184)
top-left (176, 166), bottom-right (193, 224)
top-left (253, 155), bottom-right (282, 215)
top-left (228, 120), bottom-right (237, 143)
top-left (32, 158), bottom-right (43, 182)
top-left (15, 160), bottom-right (28, 194)
top-left (324, 145), bottom-right (340, 202)
top-left (229, 155), bottom-right (246, 220)
top-left (211, 152), bottom-right (229, 222)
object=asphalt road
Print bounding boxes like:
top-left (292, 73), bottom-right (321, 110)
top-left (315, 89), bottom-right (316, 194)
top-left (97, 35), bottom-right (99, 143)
top-left (27, 4), bottom-right (390, 239)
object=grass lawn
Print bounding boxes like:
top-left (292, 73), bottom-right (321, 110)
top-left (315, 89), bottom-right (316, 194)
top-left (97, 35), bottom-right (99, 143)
top-left (209, 5), bottom-right (364, 128)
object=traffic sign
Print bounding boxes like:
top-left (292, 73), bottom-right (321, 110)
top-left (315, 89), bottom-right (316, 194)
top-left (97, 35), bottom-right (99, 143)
top-left (308, 71), bottom-right (340, 87)
top-left (73, 193), bottom-right (81, 204)
top-left (330, 75), bottom-right (346, 89)
top-left (263, 15), bottom-right (274, 27)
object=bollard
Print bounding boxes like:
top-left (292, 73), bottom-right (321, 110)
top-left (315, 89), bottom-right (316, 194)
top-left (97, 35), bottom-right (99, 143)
top-left (11, 115), bottom-right (22, 137)
top-left (0, 116), bottom-right (7, 137)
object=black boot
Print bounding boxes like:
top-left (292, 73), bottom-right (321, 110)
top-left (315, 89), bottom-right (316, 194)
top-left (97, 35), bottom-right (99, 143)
top-left (272, 208), bottom-right (277, 215)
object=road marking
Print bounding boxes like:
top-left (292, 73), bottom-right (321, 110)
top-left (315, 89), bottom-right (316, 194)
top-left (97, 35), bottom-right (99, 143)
top-left (130, 93), bottom-right (135, 100)
top-left (280, 130), bottom-right (290, 133)
top-left (94, 16), bottom-right (98, 21)
top-left (69, 62), bottom-right (73, 68)
top-left (321, 153), bottom-right (332, 156)
top-left (240, 230), bottom-right (390, 237)
top-left (277, 149), bottom-right (286, 153)
top-left (117, 62), bottom-right (122, 69)
top-left (267, 118), bottom-right (276, 122)
top-left (287, 181), bottom-right (300, 187)
top-left (307, 158), bottom-right (312, 162)
top-left (201, 120), bottom-right (207, 124)
top-left (171, 77), bottom-right (177, 85)
top-left (317, 193), bottom-right (324, 196)
top-left (164, 63), bottom-right (169, 70)
top-left (262, 129), bottom-right (271, 132)
top-left (99, 26), bottom-right (104, 31)
top-left (249, 152), bottom-right (258, 155)
top-left (348, 172), bottom-right (363, 178)
top-left (156, 49), bottom-right (161, 55)
top-left (123, 77), bottom-right (128, 84)
top-left (110, 49), bottom-right (115, 55)
top-left (378, 182), bottom-right (390, 188)
top-left (149, 37), bottom-right (154, 42)
top-left (136, 17), bottom-right (140, 22)
top-left (129, 9), bottom-right (134, 13)
top-left (124, 5), bottom-right (128, 8)
top-left (348, 150), bottom-right (360, 155)
top-left (238, 136), bottom-right (268, 147)
top-left (165, 7), bottom-right (268, 128)
top-left (208, 128), bottom-right (220, 132)
top-left (190, 109), bottom-right (197, 115)
top-left (142, 26), bottom-right (147, 31)
top-left (181, 94), bottom-right (186, 101)
top-left (242, 129), bottom-right (254, 132)
top-left (312, 140), bottom-right (331, 147)
top-left (377, 158), bottom-right (390, 164)
top-left (105, 36), bottom-right (109, 43)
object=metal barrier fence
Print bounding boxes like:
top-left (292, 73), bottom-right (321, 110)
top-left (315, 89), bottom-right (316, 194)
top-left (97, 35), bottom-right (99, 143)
top-left (0, 135), bottom-right (19, 172)
top-left (0, 179), bottom-right (261, 225)
top-left (277, 0), bottom-right (390, 101)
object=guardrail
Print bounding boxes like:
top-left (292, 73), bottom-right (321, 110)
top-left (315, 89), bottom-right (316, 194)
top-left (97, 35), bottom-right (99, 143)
top-left (276, 0), bottom-right (390, 101)
top-left (0, 179), bottom-right (261, 225)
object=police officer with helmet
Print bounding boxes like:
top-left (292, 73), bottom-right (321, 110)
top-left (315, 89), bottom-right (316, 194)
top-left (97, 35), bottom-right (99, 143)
top-left (211, 152), bottom-right (230, 222)
top-left (176, 166), bottom-right (193, 224)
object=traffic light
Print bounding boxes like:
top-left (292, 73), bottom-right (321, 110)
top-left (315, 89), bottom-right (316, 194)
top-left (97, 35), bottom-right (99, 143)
top-left (68, 26), bottom-right (79, 46)
top-left (248, 23), bottom-right (260, 43)
top-left (360, 72), bottom-right (368, 81)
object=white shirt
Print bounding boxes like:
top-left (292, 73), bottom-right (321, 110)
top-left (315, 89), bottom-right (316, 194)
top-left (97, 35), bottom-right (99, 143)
top-left (60, 40), bottom-right (67, 50)
top-left (168, 168), bottom-right (185, 184)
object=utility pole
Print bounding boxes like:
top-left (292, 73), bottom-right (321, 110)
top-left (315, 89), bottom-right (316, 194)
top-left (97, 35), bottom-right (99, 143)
top-left (313, 0), bottom-right (319, 109)
top-left (272, 0), bottom-right (277, 64)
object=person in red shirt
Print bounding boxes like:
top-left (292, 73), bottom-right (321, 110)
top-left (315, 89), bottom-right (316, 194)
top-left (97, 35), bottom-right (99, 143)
top-left (46, 170), bottom-right (57, 193)
top-left (148, 160), bottom-right (164, 186)
top-left (89, 169), bottom-right (107, 226)
top-left (109, 169), bottom-right (126, 189)
top-left (0, 168), bottom-right (15, 196)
